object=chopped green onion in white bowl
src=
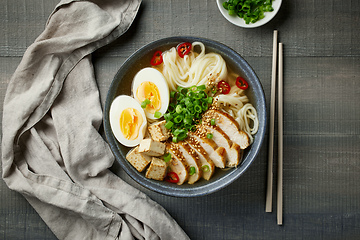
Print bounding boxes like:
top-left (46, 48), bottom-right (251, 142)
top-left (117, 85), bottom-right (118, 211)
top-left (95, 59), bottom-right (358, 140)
top-left (216, 0), bottom-right (282, 28)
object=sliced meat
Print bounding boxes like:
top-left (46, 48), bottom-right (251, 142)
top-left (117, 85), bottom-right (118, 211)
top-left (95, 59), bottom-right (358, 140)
top-left (166, 142), bottom-right (189, 185)
top-left (177, 141), bottom-right (202, 184)
top-left (203, 109), bottom-right (250, 149)
top-left (186, 136), bottom-right (215, 180)
top-left (201, 124), bottom-right (241, 167)
top-left (188, 132), bottom-right (226, 168)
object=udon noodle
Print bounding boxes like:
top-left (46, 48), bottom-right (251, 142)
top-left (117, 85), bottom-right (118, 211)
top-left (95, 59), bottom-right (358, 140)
top-left (160, 42), bottom-right (227, 90)
top-left (155, 42), bottom-right (259, 143)
top-left (215, 91), bottom-right (259, 143)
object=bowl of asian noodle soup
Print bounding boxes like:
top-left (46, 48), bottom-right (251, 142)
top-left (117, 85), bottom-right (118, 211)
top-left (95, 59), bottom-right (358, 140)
top-left (104, 36), bottom-right (266, 197)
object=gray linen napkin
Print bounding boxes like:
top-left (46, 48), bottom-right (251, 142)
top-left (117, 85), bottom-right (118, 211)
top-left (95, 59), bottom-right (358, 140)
top-left (1, 0), bottom-right (190, 239)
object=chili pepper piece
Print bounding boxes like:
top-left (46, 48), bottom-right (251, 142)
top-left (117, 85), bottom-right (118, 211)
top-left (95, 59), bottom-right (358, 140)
top-left (217, 80), bottom-right (231, 94)
top-left (150, 50), bottom-right (163, 66)
top-left (177, 42), bottom-right (192, 58)
top-left (235, 76), bottom-right (249, 90)
top-left (165, 171), bottom-right (180, 183)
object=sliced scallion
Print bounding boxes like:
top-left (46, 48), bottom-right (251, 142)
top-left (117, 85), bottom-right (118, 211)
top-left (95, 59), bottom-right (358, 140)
top-left (201, 165), bottom-right (210, 172)
top-left (165, 121), bottom-right (174, 129)
top-left (154, 111), bottom-right (162, 118)
top-left (141, 98), bottom-right (151, 108)
top-left (163, 153), bottom-right (171, 162)
top-left (189, 166), bottom-right (196, 175)
top-left (164, 84), bottom-right (213, 142)
top-left (222, 0), bottom-right (274, 25)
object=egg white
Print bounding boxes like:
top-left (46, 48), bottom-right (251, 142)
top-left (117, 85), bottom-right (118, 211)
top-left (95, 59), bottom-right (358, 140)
top-left (109, 95), bottom-right (147, 147)
top-left (132, 67), bottom-right (170, 120)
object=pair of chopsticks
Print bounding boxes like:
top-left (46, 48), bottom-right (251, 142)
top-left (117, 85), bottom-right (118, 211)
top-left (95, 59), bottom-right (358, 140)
top-left (265, 30), bottom-right (284, 225)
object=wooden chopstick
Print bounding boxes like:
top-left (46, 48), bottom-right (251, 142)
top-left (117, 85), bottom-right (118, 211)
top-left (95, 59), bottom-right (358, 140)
top-left (265, 30), bottom-right (278, 213)
top-left (277, 42), bottom-right (284, 225)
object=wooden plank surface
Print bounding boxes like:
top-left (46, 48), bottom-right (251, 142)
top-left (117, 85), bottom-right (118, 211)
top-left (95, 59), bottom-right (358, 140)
top-left (1, 0), bottom-right (360, 239)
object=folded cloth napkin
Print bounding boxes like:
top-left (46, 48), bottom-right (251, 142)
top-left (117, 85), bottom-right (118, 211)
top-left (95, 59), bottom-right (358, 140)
top-left (1, 0), bottom-right (190, 239)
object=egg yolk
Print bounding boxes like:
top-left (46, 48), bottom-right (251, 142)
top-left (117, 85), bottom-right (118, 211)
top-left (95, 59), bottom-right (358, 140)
top-left (120, 108), bottom-right (143, 140)
top-left (136, 81), bottom-right (161, 114)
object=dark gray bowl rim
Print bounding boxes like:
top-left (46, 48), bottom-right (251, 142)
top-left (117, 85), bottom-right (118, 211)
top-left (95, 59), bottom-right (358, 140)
top-left (104, 36), bottom-right (266, 197)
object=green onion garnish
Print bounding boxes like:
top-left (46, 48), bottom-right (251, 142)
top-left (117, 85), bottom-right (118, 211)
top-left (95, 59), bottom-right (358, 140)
top-left (176, 105), bottom-right (183, 114)
top-left (222, 0), bottom-right (274, 25)
top-left (210, 118), bottom-right (216, 126)
top-left (207, 133), bottom-right (213, 139)
top-left (141, 98), bottom-right (151, 108)
top-left (194, 105), bottom-right (202, 113)
top-left (184, 117), bottom-right (192, 125)
top-left (164, 84), bottom-right (213, 142)
top-left (163, 153), bottom-right (171, 162)
top-left (173, 115), bottom-right (183, 124)
top-left (165, 121), bottom-right (174, 129)
top-left (201, 165), bottom-right (210, 172)
top-left (154, 111), bottom-right (162, 118)
top-left (189, 166), bottom-right (196, 175)
top-left (170, 91), bottom-right (176, 98)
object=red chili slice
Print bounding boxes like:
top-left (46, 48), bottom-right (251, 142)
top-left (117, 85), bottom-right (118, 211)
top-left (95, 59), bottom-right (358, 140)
top-left (150, 50), bottom-right (163, 66)
top-left (165, 172), bottom-right (180, 183)
top-left (177, 42), bottom-right (192, 58)
top-left (235, 76), bottom-right (249, 90)
top-left (217, 80), bottom-right (231, 94)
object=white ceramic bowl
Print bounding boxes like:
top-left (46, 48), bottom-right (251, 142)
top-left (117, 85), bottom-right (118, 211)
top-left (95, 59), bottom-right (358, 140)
top-left (216, 0), bottom-right (282, 28)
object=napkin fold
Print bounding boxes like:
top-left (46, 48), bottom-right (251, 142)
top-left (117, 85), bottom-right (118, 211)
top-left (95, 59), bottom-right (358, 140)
top-left (1, 0), bottom-right (190, 239)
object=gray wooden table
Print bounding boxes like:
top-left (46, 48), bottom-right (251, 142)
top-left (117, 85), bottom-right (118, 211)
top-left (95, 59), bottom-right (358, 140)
top-left (1, 0), bottom-right (359, 239)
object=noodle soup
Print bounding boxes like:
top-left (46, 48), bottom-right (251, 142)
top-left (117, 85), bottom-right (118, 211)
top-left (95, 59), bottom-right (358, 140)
top-left (104, 37), bottom-right (266, 196)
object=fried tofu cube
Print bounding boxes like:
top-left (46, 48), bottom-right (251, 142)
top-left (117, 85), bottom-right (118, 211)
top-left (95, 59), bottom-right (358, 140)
top-left (145, 157), bottom-right (167, 181)
top-left (148, 120), bottom-right (170, 142)
top-left (138, 138), bottom-right (166, 156)
top-left (125, 146), bottom-right (151, 172)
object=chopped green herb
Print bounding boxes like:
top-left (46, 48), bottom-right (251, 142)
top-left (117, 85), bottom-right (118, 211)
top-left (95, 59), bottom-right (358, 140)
top-left (189, 166), bottom-right (196, 175)
top-left (172, 136), bottom-right (178, 143)
top-left (222, 0), bottom-right (274, 24)
top-left (201, 165), bottom-right (210, 172)
top-left (154, 111), bottom-right (162, 118)
top-left (164, 84), bottom-right (213, 142)
top-left (141, 98), bottom-right (151, 108)
top-left (164, 121), bottom-right (174, 129)
top-left (163, 153), bottom-right (172, 162)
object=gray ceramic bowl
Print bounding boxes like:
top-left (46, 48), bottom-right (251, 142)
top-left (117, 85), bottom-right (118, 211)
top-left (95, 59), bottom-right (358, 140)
top-left (104, 36), bottom-right (266, 197)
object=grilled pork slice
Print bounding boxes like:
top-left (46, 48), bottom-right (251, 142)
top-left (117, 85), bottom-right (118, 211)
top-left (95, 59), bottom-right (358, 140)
top-left (203, 109), bottom-right (250, 149)
top-left (188, 132), bottom-right (226, 168)
top-left (166, 142), bottom-right (189, 185)
top-left (177, 141), bottom-right (202, 184)
top-left (186, 136), bottom-right (215, 180)
top-left (201, 124), bottom-right (241, 167)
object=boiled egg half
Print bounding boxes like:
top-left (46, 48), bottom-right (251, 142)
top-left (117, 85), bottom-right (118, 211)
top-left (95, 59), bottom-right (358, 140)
top-left (109, 95), bottom-right (147, 147)
top-left (132, 67), bottom-right (169, 120)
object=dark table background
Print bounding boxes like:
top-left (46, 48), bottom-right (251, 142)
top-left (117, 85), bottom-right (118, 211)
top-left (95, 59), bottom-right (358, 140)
top-left (1, 0), bottom-right (359, 239)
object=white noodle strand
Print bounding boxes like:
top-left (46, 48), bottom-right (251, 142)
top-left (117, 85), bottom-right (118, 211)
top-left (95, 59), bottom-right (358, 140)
top-left (156, 41), bottom-right (259, 142)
